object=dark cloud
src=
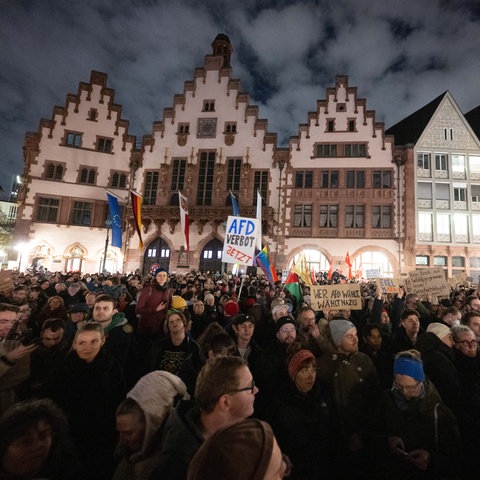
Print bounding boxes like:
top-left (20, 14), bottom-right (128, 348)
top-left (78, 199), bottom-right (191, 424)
top-left (1, 0), bottom-right (479, 199)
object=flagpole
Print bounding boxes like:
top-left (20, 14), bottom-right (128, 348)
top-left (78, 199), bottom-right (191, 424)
top-left (102, 219), bottom-right (111, 273)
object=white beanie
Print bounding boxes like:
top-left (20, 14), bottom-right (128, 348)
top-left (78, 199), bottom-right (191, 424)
top-left (426, 322), bottom-right (451, 340)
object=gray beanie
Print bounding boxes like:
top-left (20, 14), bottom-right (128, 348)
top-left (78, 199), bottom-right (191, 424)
top-left (329, 319), bottom-right (356, 345)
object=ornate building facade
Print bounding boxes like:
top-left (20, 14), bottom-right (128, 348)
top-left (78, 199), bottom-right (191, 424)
top-left (13, 34), bottom-right (480, 278)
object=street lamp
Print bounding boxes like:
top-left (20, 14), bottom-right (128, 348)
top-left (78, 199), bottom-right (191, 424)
top-left (14, 242), bottom-right (28, 272)
top-left (102, 218), bottom-right (111, 273)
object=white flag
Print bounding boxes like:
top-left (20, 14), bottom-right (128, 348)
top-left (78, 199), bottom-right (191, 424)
top-left (256, 190), bottom-right (262, 251)
top-left (179, 192), bottom-right (190, 252)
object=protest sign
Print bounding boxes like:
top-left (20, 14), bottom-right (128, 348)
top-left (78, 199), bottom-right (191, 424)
top-left (448, 272), bottom-right (467, 288)
top-left (405, 267), bottom-right (450, 298)
top-left (376, 277), bottom-right (400, 294)
top-left (222, 216), bottom-right (259, 266)
top-left (0, 270), bottom-right (13, 294)
top-left (365, 268), bottom-right (380, 279)
top-left (311, 284), bottom-right (362, 311)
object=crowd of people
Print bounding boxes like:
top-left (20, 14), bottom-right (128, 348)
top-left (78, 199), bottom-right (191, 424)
top-left (0, 266), bottom-right (480, 479)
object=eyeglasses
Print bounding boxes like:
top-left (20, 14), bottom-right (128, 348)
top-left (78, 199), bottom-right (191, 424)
top-left (227, 379), bottom-right (256, 395)
top-left (456, 339), bottom-right (478, 348)
top-left (279, 327), bottom-right (296, 335)
top-left (393, 380), bottom-right (421, 393)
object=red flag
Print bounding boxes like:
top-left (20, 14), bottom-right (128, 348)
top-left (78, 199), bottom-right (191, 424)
top-left (310, 266), bottom-right (316, 285)
top-left (327, 259), bottom-right (333, 280)
top-left (345, 252), bottom-right (353, 280)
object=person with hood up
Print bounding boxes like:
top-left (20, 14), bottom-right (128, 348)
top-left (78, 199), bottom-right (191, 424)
top-left (113, 371), bottom-right (189, 480)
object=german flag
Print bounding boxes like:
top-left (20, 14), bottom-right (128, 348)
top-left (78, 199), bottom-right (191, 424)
top-left (130, 191), bottom-right (143, 249)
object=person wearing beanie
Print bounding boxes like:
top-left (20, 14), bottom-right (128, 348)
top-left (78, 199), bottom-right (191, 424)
top-left (171, 295), bottom-right (187, 312)
top-left (135, 266), bottom-right (172, 341)
top-left (265, 343), bottom-right (332, 479)
top-left (415, 322), bottom-right (460, 413)
top-left (187, 419), bottom-right (289, 480)
top-left (113, 371), bottom-right (189, 480)
top-left (317, 318), bottom-right (380, 479)
top-left (253, 315), bottom-right (299, 418)
top-left (372, 349), bottom-right (461, 479)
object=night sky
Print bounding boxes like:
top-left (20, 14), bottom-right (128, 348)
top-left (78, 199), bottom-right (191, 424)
top-left (1, 0), bottom-right (480, 200)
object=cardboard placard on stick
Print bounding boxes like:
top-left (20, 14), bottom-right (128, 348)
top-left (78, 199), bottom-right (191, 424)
top-left (405, 267), bottom-right (450, 299)
top-left (376, 277), bottom-right (400, 295)
top-left (0, 270), bottom-right (13, 294)
top-left (311, 284), bottom-right (362, 311)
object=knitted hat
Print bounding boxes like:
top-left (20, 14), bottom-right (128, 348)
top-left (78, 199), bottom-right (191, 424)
top-left (154, 267), bottom-right (168, 277)
top-left (171, 295), bottom-right (187, 311)
top-left (275, 315), bottom-right (298, 333)
top-left (224, 300), bottom-right (240, 317)
top-left (426, 322), bottom-right (451, 340)
top-left (329, 319), bottom-right (356, 345)
top-left (288, 349), bottom-right (315, 381)
top-left (127, 371), bottom-right (189, 452)
top-left (187, 419), bottom-right (274, 480)
top-left (69, 303), bottom-right (90, 313)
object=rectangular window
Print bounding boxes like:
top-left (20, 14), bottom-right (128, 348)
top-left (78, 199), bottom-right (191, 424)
top-left (348, 119), bottom-right (356, 132)
top-left (346, 170), bottom-right (365, 188)
top-left (171, 159), bottom-right (186, 191)
top-left (444, 128), bottom-right (454, 141)
top-left (144, 171), bottom-right (159, 206)
top-left (454, 187), bottom-right (466, 202)
top-left (416, 255), bottom-right (429, 266)
top-left (295, 171), bottom-right (313, 188)
top-left (452, 256), bottom-right (465, 267)
top-left (471, 185), bottom-right (480, 202)
top-left (225, 122), bottom-right (237, 133)
top-left (97, 137), bottom-right (112, 153)
top-left (344, 143), bottom-right (366, 157)
top-left (178, 123), bottom-right (190, 134)
top-left (345, 205), bottom-right (364, 228)
top-left (373, 170), bottom-right (391, 188)
top-left (470, 156), bottom-right (480, 174)
top-left (417, 153), bottom-right (431, 170)
top-left (327, 120), bottom-right (335, 132)
top-left (434, 256), bottom-right (447, 266)
top-left (372, 205), bottom-right (391, 228)
top-left (436, 213), bottom-right (451, 235)
top-left (435, 154), bottom-right (448, 171)
top-left (294, 205), bottom-right (312, 227)
top-left (452, 154), bottom-right (465, 177)
top-left (203, 100), bottom-right (215, 112)
top-left (72, 201), bottom-right (93, 226)
top-left (319, 205), bottom-right (338, 227)
top-left (418, 212), bottom-right (433, 234)
top-left (36, 197), bottom-right (60, 223)
top-left (45, 163), bottom-right (64, 180)
top-left (111, 172), bottom-right (127, 188)
top-left (227, 158), bottom-right (242, 191)
top-left (316, 144), bottom-right (337, 157)
top-left (453, 214), bottom-right (468, 237)
top-left (79, 168), bottom-right (96, 185)
top-left (66, 132), bottom-right (82, 148)
top-left (254, 171), bottom-right (269, 205)
top-left (197, 151), bottom-right (215, 205)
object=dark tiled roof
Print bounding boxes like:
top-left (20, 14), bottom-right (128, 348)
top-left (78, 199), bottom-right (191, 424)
top-left (385, 92), bottom-right (447, 146)
top-left (465, 105), bottom-right (480, 138)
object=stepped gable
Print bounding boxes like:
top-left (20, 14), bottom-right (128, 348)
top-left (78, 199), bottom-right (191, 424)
top-left (465, 105), bottom-right (480, 139)
top-left (145, 33), bottom-right (277, 151)
top-left (385, 92), bottom-right (447, 146)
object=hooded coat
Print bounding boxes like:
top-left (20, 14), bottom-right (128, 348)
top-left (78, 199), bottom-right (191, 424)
top-left (112, 371), bottom-right (189, 480)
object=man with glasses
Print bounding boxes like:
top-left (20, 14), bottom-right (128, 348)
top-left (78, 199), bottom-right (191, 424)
top-left (151, 355), bottom-right (257, 480)
top-left (372, 350), bottom-right (461, 480)
top-left (452, 324), bottom-right (480, 478)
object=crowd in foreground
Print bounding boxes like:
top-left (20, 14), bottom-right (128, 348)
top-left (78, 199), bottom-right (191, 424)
top-left (0, 266), bottom-right (480, 479)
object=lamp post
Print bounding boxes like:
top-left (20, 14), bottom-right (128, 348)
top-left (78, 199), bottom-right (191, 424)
top-left (102, 218), bottom-right (111, 273)
top-left (274, 161), bottom-right (285, 267)
top-left (393, 154), bottom-right (406, 276)
top-left (14, 242), bottom-right (27, 273)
